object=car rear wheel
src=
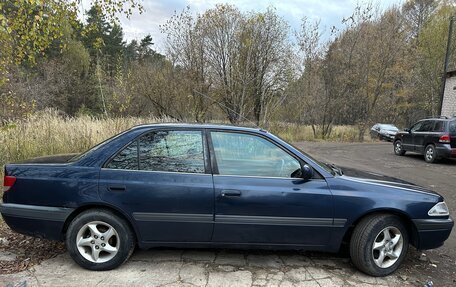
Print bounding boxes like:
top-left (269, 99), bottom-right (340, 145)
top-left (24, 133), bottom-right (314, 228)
top-left (66, 209), bottom-right (135, 270)
top-left (350, 214), bottom-right (409, 277)
top-left (424, 144), bottom-right (438, 163)
top-left (394, 140), bottom-right (405, 156)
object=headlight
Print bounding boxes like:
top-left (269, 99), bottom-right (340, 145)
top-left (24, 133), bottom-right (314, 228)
top-left (428, 202), bottom-right (449, 216)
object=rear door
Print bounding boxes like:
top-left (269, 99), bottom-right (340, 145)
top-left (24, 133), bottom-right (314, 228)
top-left (99, 128), bottom-right (214, 243)
top-left (413, 120), bottom-right (433, 153)
top-left (402, 121), bottom-right (421, 151)
top-left (209, 130), bottom-right (334, 247)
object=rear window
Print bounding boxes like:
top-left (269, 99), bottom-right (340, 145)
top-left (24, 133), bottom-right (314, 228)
top-left (450, 120), bottom-right (456, 134)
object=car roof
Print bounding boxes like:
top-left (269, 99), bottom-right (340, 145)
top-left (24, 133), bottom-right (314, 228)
top-left (129, 123), bottom-right (267, 133)
top-left (419, 117), bottom-right (455, 121)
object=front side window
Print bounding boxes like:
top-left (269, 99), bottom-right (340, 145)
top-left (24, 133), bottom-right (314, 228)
top-left (410, 122), bottom-right (423, 132)
top-left (139, 130), bottom-right (205, 173)
top-left (106, 130), bottom-right (205, 173)
top-left (211, 132), bottom-right (301, 178)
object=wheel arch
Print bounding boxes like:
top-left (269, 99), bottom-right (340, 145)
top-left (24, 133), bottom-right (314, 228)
top-left (341, 208), bottom-right (419, 250)
top-left (61, 203), bottom-right (140, 243)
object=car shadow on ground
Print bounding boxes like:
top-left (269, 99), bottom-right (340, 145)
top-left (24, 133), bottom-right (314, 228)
top-left (400, 153), bottom-right (456, 165)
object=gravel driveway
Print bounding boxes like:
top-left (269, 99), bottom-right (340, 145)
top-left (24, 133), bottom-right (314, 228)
top-left (1, 141), bottom-right (454, 287)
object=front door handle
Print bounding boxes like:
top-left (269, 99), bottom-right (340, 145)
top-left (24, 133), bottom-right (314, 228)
top-left (107, 185), bottom-right (126, 192)
top-left (221, 190), bottom-right (241, 197)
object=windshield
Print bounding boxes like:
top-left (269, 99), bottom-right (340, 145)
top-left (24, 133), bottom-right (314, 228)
top-left (379, 124), bottom-right (398, 131)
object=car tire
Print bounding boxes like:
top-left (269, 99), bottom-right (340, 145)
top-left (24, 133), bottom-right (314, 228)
top-left (424, 144), bottom-right (438, 163)
top-left (66, 209), bottom-right (135, 271)
top-left (350, 214), bottom-right (409, 277)
top-left (393, 140), bottom-right (405, 156)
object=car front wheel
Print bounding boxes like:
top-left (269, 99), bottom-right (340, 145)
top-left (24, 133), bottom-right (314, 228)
top-left (66, 209), bottom-right (135, 270)
top-left (394, 140), bottom-right (406, 156)
top-left (350, 214), bottom-right (409, 276)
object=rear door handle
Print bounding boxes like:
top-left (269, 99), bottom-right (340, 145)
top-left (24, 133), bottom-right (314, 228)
top-left (107, 185), bottom-right (126, 192)
top-left (221, 190), bottom-right (241, 197)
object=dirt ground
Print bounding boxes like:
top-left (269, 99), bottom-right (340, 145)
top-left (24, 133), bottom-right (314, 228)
top-left (298, 141), bottom-right (456, 286)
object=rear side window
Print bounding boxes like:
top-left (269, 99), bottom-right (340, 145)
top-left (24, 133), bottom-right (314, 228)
top-left (139, 130), bottom-right (205, 173)
top-left (106, 141), bottom-right (138, 170)
top-left (106, 130), bottom-right (205, 173)
top-left (450, 121), bottom-right (456, 134)
top-left (433, 121), bottom-right (445, 132)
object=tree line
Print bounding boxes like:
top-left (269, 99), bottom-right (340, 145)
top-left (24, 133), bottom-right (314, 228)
top-left (1, 0), bottom-right (455, 140)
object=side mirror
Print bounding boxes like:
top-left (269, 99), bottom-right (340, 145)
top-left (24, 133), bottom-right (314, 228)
top-left (301, 164), bottom-right (314, 181)
top-left (404, 128), bottom-right (410, 133)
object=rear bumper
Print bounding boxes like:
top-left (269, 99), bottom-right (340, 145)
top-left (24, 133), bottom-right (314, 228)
top-left (436, 144), bottom-right (456, 159)
top-left (0, 203), bottom-right (74, 241)
top-left (412, 218), bottom-right (454, 250)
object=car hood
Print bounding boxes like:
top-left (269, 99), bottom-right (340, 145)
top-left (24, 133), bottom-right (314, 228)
top-left (338, 166), bottom-right (440, 196)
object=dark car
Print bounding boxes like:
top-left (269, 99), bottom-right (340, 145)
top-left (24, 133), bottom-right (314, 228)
top-left (0, 124), bottom-right (453, 276)
top-left (393, 117), bottom-right (456, 163)
top-left (370, 124), bottom-right (399, 141)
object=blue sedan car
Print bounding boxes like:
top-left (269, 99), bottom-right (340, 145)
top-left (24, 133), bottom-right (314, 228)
top-left (0, 124), bottom-right (453, 276)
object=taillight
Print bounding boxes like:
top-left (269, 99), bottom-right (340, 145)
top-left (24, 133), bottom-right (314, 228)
top-left (3, 176), bottom-right (16, 192)
top-left (439, 134), bottom-right (451, 143)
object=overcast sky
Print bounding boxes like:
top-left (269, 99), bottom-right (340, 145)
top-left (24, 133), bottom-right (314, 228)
top-left (107, 0), bottom-right (404, 53)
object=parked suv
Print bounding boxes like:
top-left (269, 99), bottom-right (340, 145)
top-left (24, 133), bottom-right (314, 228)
top-left (394, 117), bottom-right (456, 163)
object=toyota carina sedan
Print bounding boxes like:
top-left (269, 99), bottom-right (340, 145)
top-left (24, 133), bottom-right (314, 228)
top-left (0, 124), bottom-right (453, 276)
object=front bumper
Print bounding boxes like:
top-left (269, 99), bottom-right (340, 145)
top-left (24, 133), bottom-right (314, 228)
top-left (0, 203), bottom-right (74, 241)
top-left (412, 217), bottom-right (454, 249)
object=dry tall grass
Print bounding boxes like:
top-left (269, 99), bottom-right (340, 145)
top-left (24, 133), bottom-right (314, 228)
top-left (0, 110), bottom-right (170, 171)
top-left (0, 110), bottom-right (364, 177)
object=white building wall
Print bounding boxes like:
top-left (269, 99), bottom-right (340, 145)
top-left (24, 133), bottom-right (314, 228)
top-left (442, 76), bottom-right (456, 118)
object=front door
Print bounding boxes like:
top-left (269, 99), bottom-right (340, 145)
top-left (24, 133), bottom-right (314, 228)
top-left (402, 121), bottom-right (422, 151)
top-left (413, 120), bottom-right (433, 153)
top-left (209, 131), bottom-right (333, 247)
top-left (99, 129), bottom-right (214, 243)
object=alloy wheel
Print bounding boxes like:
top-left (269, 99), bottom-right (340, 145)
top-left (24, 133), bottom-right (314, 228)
top-left (76, 221), bottom-right (120, 263)
top-left (394, 142), bottom-right (402, 154)
top-left (425, 147), bottom-right (434, 162)
top-left (372, 226), bottom-right (404, 269)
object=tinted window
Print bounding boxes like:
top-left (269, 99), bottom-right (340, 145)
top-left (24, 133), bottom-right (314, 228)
top-left (106, 141), bottom-right (138, 170)
top-left (211, 132), bottom-right (301, 178)
top-left (410, 122), bottom-right (422, 132)
top-left (433, 121), bottom-right (445, 132)
top-left (417, 120), bottom-right (433, 132)
top-left (139, 130), bottom-right (205, 173)
top-left (450, 121), bottom-right (456, 134)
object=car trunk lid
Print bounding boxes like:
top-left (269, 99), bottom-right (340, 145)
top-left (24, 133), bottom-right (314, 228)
top-left (14, 153), bottom-right (79, 164)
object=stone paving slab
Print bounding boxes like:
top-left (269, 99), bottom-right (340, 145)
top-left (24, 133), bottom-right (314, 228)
top-left (0, 249), bottom-right (412, 287)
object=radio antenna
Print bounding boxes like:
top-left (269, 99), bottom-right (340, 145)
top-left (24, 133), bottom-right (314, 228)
top-left (192, 90), bottom-right (261, 129)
